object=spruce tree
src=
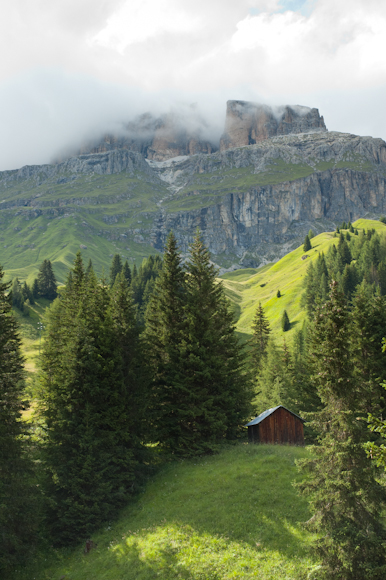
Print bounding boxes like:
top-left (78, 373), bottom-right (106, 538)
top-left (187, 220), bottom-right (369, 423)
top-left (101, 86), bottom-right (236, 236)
top-left (182, 231), bottom-right (251, 449)
top-left (109, 253), bottom-right (123, 287)
top-left (37, 259), bottom-right (57, 299)
top-left (250, 302), bottom-right (271, 371)
top-left (303, 234), bottom-right (311, 252)
top-left (0, 266), bottom-right (37, 573)
top-left (297, 281), bottom-right (386, 579)
top-left (281, 309), bottom-right (290, 331)
top-left (254, 339), bottom-right (291, 414)
top-left (32, 277), bottom-right (39, 298)
top-left (40, 254), bottom-right (147, 544)
top-left (350, 284), bottom-right (386, 417)
top-left (144, 232), bottom-right (188, 452)
top-left (122, 260), bottom-right (132, 285)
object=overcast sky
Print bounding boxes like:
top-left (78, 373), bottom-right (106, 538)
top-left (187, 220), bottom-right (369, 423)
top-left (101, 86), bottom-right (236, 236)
top-left (1, 0), bottom-right (386, 170)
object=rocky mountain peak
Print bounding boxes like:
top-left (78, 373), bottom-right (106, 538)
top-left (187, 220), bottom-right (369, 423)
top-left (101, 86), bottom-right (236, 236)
top-left (59, 100), bottom-right (326, 164)
top-left (219, 100), bottom-right (326, 151)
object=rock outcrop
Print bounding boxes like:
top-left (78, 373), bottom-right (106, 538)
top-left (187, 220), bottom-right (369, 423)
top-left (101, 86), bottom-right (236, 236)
top-left (60, 99), bottom-right (325, 163)
top-left (70, 110), bottom-right (217, 163)
top-left (219, 101), bottom-right (326, 152)
top-left (3, 130), bottom-right (386, 272)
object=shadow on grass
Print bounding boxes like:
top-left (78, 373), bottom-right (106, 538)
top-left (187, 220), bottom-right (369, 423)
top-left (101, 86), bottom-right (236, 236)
top-left (106, 444), bottom-right (313, 578)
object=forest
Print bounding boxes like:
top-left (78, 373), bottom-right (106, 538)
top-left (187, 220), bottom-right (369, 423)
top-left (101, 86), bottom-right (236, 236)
top-left (2, 225), bottom-right (386, 580)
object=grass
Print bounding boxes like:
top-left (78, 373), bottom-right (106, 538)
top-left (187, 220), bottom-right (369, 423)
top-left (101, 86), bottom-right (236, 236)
top-left (220, 219), bottom-right (386, 342)
top-left (13, 444), bottom-right (318, 580)
top-left (0, 170), bottom-right (166, 284)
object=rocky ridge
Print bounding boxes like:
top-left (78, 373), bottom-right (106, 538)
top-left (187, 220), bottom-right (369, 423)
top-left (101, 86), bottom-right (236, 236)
top-left (2, 130), bottom-right (386, 273)
top-left (65, 100), bottom-right (326, 164)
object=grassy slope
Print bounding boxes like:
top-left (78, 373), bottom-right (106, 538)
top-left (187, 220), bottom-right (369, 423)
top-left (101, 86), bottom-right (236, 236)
top-left (0, 171), bottom-right (167, 284)
top-left (14, 444), bottom-right (317, 580)
top-left (221, 219), bottom-right (386, 342)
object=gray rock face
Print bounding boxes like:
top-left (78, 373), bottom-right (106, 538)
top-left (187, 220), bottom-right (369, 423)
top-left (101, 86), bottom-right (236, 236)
top-left (219, 101), bottom-right (326, 152)
top-left (0, 149), bottom-right (155, 187)
top-left (147, 131), bottom-right (386, 266)
top-left (2, 131), bottom-right (386, 270)
top-left (58, 100), bottom-right (325, 163)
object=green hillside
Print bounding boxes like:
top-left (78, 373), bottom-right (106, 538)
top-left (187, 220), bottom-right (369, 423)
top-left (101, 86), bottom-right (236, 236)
top-left (221, 219), bottom-right (386, 341)
top-left (14, 444), bottom-right (318, 580)
top-left (0, 169), bottom-right (167, 285)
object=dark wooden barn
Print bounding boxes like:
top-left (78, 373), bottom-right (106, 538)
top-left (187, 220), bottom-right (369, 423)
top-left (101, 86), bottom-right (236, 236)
top-left (245, 405), bottom-right (305, 445)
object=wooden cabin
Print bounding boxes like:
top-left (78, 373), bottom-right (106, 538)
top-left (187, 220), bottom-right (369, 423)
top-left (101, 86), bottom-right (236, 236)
top-left (245, 405), bottom-right (305, 445)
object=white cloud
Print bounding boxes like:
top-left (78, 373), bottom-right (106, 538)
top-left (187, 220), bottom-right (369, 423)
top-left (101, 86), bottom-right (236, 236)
top-left (90, 0), bottom-right (202, 53)
top-left (0, 0), bottom-right (386, 169)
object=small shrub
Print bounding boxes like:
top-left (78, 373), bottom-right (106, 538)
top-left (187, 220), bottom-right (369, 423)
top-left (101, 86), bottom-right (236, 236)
top-left (277, 290), bottom-right (281, 298)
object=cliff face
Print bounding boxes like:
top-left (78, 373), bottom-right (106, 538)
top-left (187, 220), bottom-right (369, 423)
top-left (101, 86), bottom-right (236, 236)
top-left (2, 131), bottom-right (386, 273)
top-left (63, 99), bottom-right (326, 163)
top-left (219, 101), bottom-right (326, 152)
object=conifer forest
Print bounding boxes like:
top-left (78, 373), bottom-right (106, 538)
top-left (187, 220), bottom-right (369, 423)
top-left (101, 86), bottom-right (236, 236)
top-left (2, 224), bottom-right (386, 579)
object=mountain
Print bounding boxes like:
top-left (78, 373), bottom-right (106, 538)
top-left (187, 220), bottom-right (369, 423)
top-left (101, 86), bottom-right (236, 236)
top-left (1, 101), bottom-right (386, 282)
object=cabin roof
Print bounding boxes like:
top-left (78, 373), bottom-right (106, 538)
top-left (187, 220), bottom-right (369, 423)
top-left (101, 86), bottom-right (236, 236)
top-left (244, 405), bottom-right (305, 427)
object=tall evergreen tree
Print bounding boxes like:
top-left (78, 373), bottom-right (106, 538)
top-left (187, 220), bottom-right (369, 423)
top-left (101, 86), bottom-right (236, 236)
top-left (109, 253), bottom-right (123, 287)
top-left (182, 230), bottom-right (251, 450)
top-left (0, 266), bottom-right (37, 573)
top-left (254, 339), bottom-right (292, 414)
top-left (145, 232), bottom-right (188, 452)
top-left (281, 309), bottom-right (290, 331)
top-left (122, 260), bottom-right (132, 285)
top-left (37, 259), bottom-right (57, 299)
top-left (350, 284), bottom-right (386, 417)
top-left (298, 281), bottom-right (386, 579)
top-left (303, 234), bottom-right (311, 252)
top-left (40, 254), bottom-right (147, 544)
top-left (249, 302), bottom-right (270, 371)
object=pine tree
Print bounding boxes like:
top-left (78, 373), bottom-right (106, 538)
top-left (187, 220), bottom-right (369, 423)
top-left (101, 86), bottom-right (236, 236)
top-left (297, 281), bottom-right (386, 579)
top-left (250, 302), bottom-right (271, 371)
top-left (22, 281), bottom-right (34, 305)
top-left (308, 229), bottom-right (314, 239)
top-left (144, 232), bottom-right (188, 452)
top-left (37, 259), bottom-right (57, 299)
top-left (109, 253), bottom-right (123, 287)
top-left (182, 230), bottom-right (251, 449)
top-left (0, 266), bottom-right (37, 573)
top-left (11, 278), bottom-right (25, 312)
top-left (254, 339), bottom-right (291, 414)
top-left (86, 258), bottom-right (94, 276)
top-left (281, 309), bottom-right (290, 331)
top-left (122, 260), bottom-right (132, 285)
top-left (303, 234), bottom-right (311, 252)
top-left (338, 233), bottom-right (352, 266)
top-left (350, 284), bottom-right (386, 417)
top-left (32, 277), bottom-right (39, 298)
top-left (40, 254), bottom-right (147, 545)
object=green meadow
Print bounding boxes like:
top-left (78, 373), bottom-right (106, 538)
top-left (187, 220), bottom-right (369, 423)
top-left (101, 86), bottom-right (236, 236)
top-left (13, 444), bottom-right (318, 580)
top-left (221, 218), bottom-right (386, 342)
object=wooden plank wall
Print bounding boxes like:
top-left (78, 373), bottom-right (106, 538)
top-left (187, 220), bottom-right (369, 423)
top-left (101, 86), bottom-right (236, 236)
top-left (251, 408), bottom-right (304, 445)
